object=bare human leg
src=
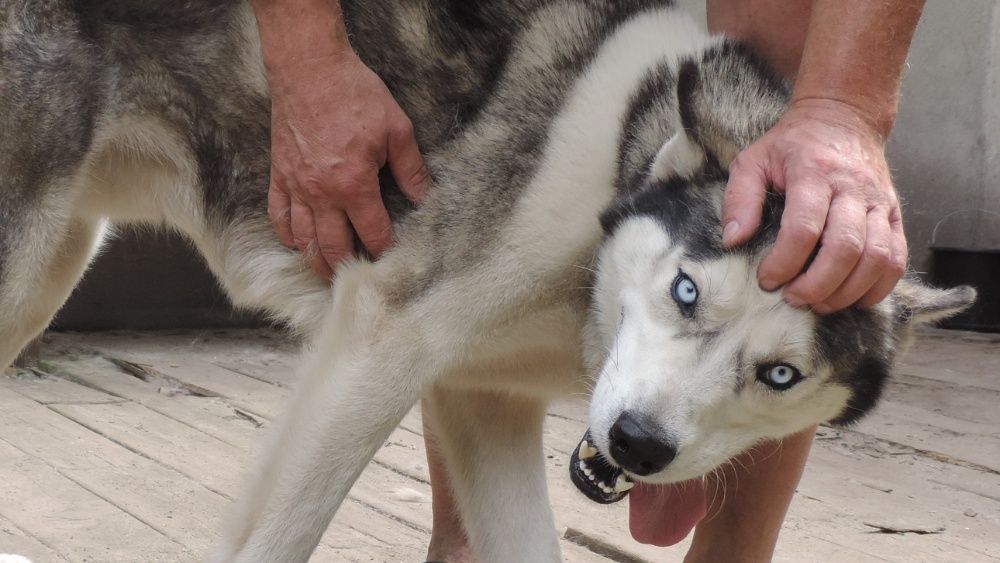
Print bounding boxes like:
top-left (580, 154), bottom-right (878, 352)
top-left (685, 427), bottom-right (815, 562)
top-left (423, 400), bottom-right (475, 563)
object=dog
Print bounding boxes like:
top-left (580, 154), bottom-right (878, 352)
top-left (0, 1), bottom-right (975, 561)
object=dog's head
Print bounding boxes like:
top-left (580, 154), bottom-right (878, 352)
top-left (572, 42), bottom-right (976, 503)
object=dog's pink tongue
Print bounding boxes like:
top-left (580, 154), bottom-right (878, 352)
top-left (628, 480), bottom-right (707, 547)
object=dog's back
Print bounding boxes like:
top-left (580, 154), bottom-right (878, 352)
top-left (0, 0), bottom-right (683, 363)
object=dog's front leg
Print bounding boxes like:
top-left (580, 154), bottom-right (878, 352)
top-left (424, 386), bottom-right (561, 563)
top-left (212, 267), bottom-right (431, 563)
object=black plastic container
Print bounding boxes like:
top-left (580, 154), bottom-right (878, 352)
top-left (930, 247), bottom-right (1000, 332)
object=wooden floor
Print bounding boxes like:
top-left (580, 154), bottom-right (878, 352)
top-left (1, 328), bottom-right (997, 562)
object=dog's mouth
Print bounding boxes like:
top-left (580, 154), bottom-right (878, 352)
top-left (569, 430), bottom-right (634, 504)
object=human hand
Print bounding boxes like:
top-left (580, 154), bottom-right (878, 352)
top-left (720, 98), bottom-right (907, 314)
top-left (267, 52), bottom-right (430, 278)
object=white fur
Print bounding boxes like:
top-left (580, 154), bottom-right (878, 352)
top-left (587, 217), bottom-right (851, 484)
top-left (651, 131), bottom-right (707, 180)
top-left (506, 9), bottom-right (708, 275)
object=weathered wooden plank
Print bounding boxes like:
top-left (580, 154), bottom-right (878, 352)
top-left (42, 354), bottom-right (267, 452)
top-left (116, 354), bottom-right (287, 420)
top-left (51, 401), bottom-right (252, 496)
top-left (212, 356), bottom-right (298, 389)
top-left (0, 515), bottom-right (69, 563)
top-left (16, 328), bottom-right (997, 562)
top-left (884, 373), bottom-right (1000, 428)
top-left (0, 386), bottom-right (233, 553)
top-left (63, 339), bottom-right (289, 419)
top-left (854, 400), bottom-right (1000, 473)
top-left (792, 457), bottom-right (999, 561)
top-left (50, 329), bottom-right (301, 389)
top-left (45, 394), bottom-right (435, 557)
top-left (0, 384), bottom-right (395, 559)
top-left (896, 329), bottom-right (1000, 392)
top-left (36, 352), bottom-right (440, 557)
top-left (0, 368), bottom-right (121, 405)
top-left (0, 438), bottom-right (188, 562)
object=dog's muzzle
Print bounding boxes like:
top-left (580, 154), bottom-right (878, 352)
top-left (569, 430), bottom-right (634, 504)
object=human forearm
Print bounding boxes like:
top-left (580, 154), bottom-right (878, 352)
top-left (251, 0), bottom-right (428, 276)
top-left (792, 0), bottom-right (925, 138)
top-left (251, 0), bottom-right (353, 78)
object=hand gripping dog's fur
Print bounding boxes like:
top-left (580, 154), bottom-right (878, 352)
top-left (0, 1), bottom-right (974, 561)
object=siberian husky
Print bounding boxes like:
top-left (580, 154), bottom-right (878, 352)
top-left (0, 1), bottom-right (974, 561)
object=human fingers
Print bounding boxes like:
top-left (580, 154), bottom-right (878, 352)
top-left (784, 196), bottom-right (867, 307)
top-left (311, 204), bottom-right (354, 275)
top-left (290, 195), bottom-right (332, 277)
top-left (757, 177), bottom-right (831, 291)
top-left (317, 164), bottom-right (392, 258)
top-left (859, 206), bottom-right (908, 308)
top-left (386, 115), bottom-right (431, 204)
top-left (721, 151), bottom-right (770, 247)
top-left (344, 193), bottom-right (394, 257)
top-left (267, 177), bottom-right (295, 248)
top-left (813, 208), bottom-right (891, 313)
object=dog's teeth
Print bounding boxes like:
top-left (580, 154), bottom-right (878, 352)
top-left (613, 475), bottom-right (635, 493)
top-left (578, 460), bottom-right (587, 472)
top-left (588, 473), bottom-right (596, 481)
top-left (599, 482), bottom-right (613, 494)
top-left (578, 443), bottom-right (598, 460)
top-left (583, 468), bottom-right (592, 477)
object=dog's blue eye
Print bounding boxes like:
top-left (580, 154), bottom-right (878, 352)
top-left (757, 364), bottom-right (802, 391)
top-left (671, 272), bottom-right (698, 313)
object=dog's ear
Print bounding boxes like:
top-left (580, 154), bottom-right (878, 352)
top-left (670, 41), bottom-right (789, 169)
top-left (890, 278), bottom-right (977, 326)
top-left (649, 128), bottom-right (706, 181)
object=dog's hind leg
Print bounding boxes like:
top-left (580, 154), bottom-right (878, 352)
top-left (212, 261), bottom-right (439, 562)
top-left (424, 386), bottom-right (560, 563)
top-left (0, 216), bottom-right (106, 369)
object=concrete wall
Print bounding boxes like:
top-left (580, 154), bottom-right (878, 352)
top-left (678, 0), bottom-right (1000, 273)
top-left (892, 0), bottom-right (1000, 272)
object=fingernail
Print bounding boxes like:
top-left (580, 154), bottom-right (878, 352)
top-left (759, 277), bottom-right (779, 292)
top-left (722, 221), bottom-right (740, 245)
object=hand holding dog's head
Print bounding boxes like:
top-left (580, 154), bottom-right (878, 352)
top-left (588, 198), bottom-right (974, 487)
top-left (584, 42), bottom-right (976, 488)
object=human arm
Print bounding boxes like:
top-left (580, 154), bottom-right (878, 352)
top-left (719, 0), bottom-right (924, 313)
top-left (251, 0), bottom-right (430, 277)
top-left (663, 1), bottom-right (926, 558)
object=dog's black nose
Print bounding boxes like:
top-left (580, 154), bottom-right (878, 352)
top-left (608, 411), bottom-right (676, 476)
